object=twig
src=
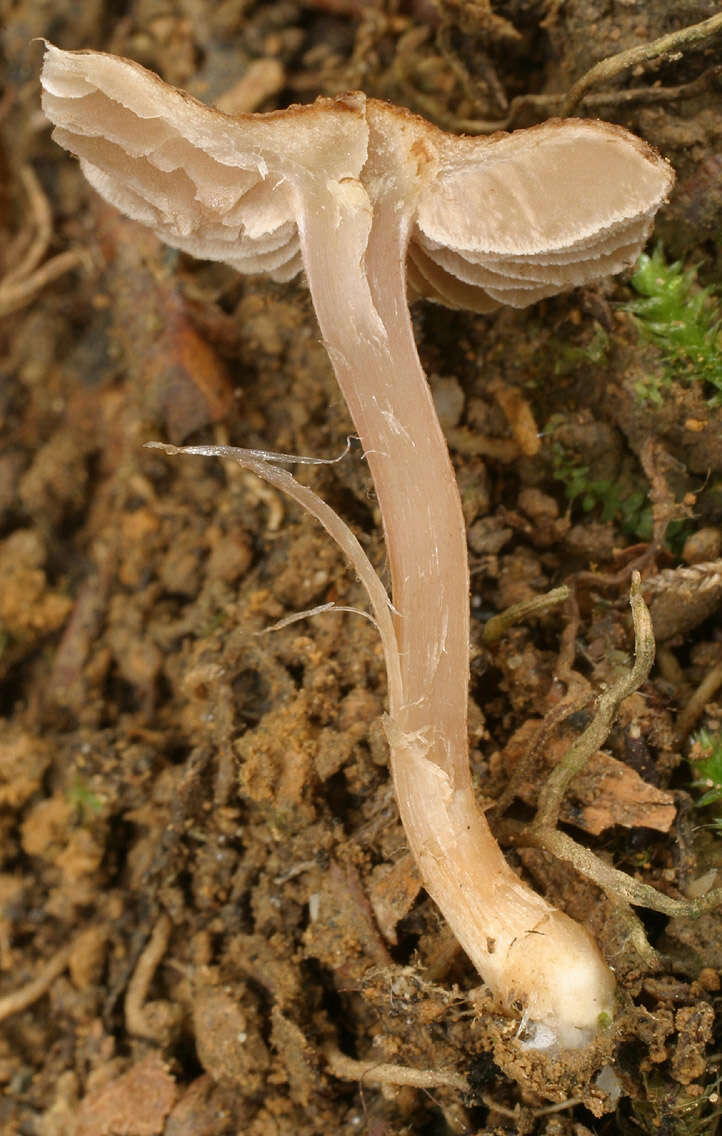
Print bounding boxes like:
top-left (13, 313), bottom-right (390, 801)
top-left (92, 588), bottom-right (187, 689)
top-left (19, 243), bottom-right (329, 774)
top-left (573, 545), bottom-right (657, 593)
top-left (561, 12), bottom-right (722, 115)
top-left (503, 572), bottom-right (721, 961)
top-left (493, 691), bottom-right (590, 816)
top-left (677, 661), bottom-right (722, 740)
top-left (483, 585), bottom-right (569, 645)
top-left (533, 572), bottom-right (655, 831)
top-left (538, 827), bottom-right (683, 915)
top-left (533, 826), bottom-right (722, 919)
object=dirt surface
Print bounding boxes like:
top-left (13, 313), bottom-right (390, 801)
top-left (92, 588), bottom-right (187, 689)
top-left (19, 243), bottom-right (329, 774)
top-left (1, 2), bottom-right (722, 1134)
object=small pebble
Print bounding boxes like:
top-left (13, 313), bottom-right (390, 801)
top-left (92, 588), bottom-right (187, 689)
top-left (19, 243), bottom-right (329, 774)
top-left (682, 526), bottom-right (721, 565)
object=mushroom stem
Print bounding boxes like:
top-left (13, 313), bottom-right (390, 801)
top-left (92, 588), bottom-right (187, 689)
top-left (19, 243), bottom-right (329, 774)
top-left (297, 131), bottom-right (615, 1050)
top-left (298, 180), bottom-right (468, 770)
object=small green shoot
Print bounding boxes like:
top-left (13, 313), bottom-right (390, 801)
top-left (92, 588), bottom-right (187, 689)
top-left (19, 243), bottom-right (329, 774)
top-left (551, 442), bottom-right (653, 541)
top-left (689, 728), bottom-right (722, 831)
top-left (597, 1010), bottom-right (613, 1031)
top-left (66, 778), bottom-right (105, 822)
top-left (551, 441), bottom-right (691, 552)
top-left (552, 323), bottom-right (611, 376)
top-left (626, 246), bottom-right (722, 406)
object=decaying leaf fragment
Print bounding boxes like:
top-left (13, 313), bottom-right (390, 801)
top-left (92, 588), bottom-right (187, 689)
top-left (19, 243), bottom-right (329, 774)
top-left (504, 719), bottom-right (676, 835)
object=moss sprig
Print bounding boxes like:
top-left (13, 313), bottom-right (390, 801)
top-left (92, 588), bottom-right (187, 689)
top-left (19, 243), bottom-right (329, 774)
top-left (626, 246), bottom-right (722, 406)
top-left (689, 728), bottom-right (722, 825)
top-left (550, 440), bottom-right (694, 552)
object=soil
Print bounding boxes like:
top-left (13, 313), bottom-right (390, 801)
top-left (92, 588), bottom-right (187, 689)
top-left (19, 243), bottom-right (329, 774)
top-left (1, 2), bottom-right (722, 1134)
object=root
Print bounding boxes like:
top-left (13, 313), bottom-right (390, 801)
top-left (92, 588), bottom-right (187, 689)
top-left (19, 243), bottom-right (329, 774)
top-left (0, 929), bottom-right (96, 1022)
top-left (0, 944), bottom-right (71, 1022)
top-left (0, 165), bottom-right (91, 318)
top-left (561, 12), bottom-right (722, 114)
top-left (124, 913), bottom-right (174, 1040)
top-left (323, 1043), bottom-right (469, 1093)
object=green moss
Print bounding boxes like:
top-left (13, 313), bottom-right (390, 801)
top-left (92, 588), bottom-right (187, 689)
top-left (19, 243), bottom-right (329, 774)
top-left (689, 729), bottom-right (722, 831)
top-left (551, 441), bottom-right (692, 552)
top-left (551, 441), bottom-right (653, 542)
top-left (551, 322), bottom-right (611, 376)
top-left (626, 246), bottom-right (722, 406)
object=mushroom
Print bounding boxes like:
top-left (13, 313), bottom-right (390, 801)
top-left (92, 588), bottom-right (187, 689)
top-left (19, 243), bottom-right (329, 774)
top-left (41, 44), bottom-right (673, 1049)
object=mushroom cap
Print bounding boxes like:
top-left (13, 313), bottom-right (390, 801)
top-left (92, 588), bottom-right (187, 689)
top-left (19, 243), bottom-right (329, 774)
top-left (40, 43), bottom-right (673, 306)
top-left (410, 116), bottom-right (674, 311)
top-left (40, 42), bottom-right (368, 282)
